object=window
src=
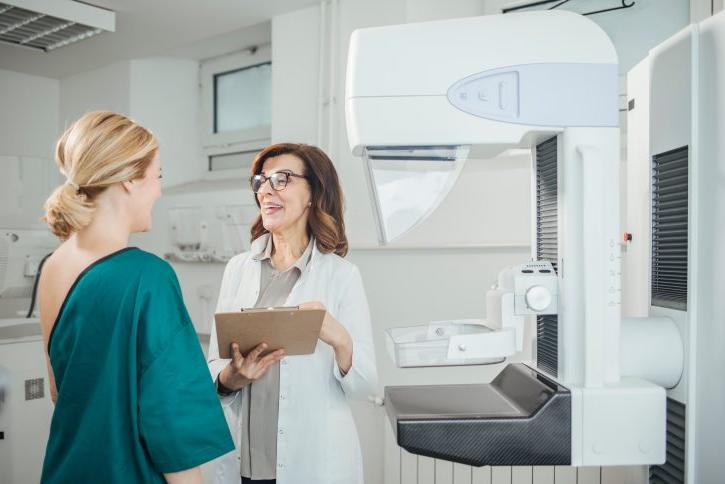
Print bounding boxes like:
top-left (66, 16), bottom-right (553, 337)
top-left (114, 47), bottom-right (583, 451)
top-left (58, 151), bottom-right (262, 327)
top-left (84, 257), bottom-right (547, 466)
top-left (214, 62), bottom-right (271, 134)
top-left (200, 45), bottom-right (272, 178)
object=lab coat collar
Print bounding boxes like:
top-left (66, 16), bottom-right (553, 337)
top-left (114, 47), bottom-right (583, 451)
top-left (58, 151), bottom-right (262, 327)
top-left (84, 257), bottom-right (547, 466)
top-left (249, 233), bottom-right (321, 279)
top-left (251, 233), bottom-right (314, 275)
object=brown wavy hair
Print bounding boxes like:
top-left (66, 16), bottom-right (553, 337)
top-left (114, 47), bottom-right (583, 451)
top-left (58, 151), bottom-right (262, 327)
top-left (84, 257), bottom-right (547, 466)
top-left (250, 143), bottom-right (348, 257)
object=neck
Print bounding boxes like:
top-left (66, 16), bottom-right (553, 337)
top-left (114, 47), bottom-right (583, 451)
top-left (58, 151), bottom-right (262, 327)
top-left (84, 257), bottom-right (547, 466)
top-left (270, 229), bottom-right (309, 270)
top-left (72, 197), bottom-right (131, 254)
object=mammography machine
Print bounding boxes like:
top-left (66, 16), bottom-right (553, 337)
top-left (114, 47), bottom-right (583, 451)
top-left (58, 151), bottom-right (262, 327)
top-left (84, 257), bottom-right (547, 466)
top-left (345, 10), bottom-right (721, 477)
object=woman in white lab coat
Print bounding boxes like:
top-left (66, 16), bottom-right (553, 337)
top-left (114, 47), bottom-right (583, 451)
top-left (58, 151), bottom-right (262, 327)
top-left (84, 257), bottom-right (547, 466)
top-left (207, 143), bottom-right (379, 484)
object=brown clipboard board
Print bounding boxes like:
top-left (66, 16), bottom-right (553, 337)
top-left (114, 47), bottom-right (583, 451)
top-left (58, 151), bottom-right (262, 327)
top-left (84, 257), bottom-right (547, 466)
top-left (214, 307), bottom-right (325, 359)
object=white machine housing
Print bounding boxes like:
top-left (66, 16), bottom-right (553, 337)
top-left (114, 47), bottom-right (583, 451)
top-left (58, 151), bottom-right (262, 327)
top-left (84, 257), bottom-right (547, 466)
top-left (346, 11), bottom-right (680, 467)
top-left (624, 10), bottom-right (725, 483)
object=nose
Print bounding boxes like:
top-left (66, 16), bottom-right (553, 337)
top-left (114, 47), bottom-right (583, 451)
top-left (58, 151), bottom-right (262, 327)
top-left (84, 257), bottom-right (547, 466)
top-left (257, 176), bottom-right (274, 196)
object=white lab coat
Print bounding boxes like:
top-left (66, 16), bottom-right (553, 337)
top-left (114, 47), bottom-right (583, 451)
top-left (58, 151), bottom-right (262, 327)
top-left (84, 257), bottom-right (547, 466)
top-left (207, 234), bottom-right (379, 484)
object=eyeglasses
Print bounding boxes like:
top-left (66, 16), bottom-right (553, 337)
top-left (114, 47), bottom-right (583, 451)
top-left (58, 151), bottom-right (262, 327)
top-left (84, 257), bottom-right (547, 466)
top-left (250, 171), bottom-right (306, 193)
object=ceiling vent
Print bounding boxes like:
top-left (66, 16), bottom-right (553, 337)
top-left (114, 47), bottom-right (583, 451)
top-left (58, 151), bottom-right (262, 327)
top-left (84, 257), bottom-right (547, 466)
top-left (0, 0), bottom-right (114, 52)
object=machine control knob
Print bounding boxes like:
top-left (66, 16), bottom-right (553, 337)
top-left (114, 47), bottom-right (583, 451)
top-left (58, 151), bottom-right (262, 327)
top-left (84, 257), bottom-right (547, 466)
top-left (525, 285), bottom-right (552, 312)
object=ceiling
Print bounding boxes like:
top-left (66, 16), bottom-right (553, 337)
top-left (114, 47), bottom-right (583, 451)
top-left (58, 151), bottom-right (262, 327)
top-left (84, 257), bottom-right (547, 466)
top-left (0, 0), bottom-right (319, 79)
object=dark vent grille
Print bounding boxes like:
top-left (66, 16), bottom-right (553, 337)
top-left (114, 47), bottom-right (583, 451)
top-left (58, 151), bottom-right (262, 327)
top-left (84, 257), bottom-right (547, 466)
top-left (649, 398), bottom-right (686, 484)
top-left (651, 146), bottom-right (688, 311)
top-left (535, 136), bottom-right (558, 377)
top-left (536, 315), bottom-right (558, 376)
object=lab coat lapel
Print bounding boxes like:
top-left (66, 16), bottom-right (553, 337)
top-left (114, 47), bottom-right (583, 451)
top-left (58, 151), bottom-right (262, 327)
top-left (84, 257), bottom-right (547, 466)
top-left (284, 239), bottom-right (320, 306)
top-left (233, 235), bottom-right (266, 310)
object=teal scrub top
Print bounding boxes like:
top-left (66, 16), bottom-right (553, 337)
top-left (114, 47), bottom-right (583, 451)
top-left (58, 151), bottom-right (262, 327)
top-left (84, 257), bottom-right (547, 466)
top-left (41, 247), bottom-right (234, 483)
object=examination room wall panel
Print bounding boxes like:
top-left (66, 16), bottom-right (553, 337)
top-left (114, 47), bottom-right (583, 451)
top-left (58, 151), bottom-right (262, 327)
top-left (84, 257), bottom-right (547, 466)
top-left (0, 69), bottom-right (60, 158)
top-left (0, 68), bottom-right (59, 160)
top-left (0, 69), bottom-right (61, 231)
top-left (59, 61), bottom-right (130, 129)
top-left (60, 57), bottom-right (203, 189)
top-left (128, 58), bottom-right (206, 188)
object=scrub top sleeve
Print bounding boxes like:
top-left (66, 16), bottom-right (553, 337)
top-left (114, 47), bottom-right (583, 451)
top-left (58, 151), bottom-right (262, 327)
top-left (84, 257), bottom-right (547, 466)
top-left (138, 320), bottom-right (235, 473)
top-left (136, 262), bottom-right (234, 473)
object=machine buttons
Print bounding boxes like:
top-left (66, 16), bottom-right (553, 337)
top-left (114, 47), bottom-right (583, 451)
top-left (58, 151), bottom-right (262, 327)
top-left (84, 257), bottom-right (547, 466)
top-left (447, 70), bottom-right (519, 120)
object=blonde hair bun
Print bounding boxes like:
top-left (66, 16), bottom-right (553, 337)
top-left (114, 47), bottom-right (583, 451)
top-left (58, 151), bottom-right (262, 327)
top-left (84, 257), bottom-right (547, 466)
top-left (43, 111), bottom-right (158, 240)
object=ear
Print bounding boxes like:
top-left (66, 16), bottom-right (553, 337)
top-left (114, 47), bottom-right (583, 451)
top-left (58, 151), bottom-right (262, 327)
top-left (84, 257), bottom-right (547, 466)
top-left (121, 179), bottom-right (134, 194)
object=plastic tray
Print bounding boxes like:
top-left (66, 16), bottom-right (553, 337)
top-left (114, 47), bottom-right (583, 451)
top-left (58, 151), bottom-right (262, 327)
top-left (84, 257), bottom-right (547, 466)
top-left (385, 319), bottom-right (508, 368)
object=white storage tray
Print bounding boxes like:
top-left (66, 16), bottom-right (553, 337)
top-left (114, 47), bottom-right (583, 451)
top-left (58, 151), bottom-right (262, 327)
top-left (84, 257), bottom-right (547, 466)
top-left (385, 319), bottom-right (512, 368)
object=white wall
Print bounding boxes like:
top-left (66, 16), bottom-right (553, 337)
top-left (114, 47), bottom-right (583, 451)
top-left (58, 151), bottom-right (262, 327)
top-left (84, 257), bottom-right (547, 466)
top-left (60, 58), bottom-right (203, 188)
top-left (483, 0), bottom-right (689, 74)
top-left (129, 58), bottom-right (205, 187)
top-left (271, 5), bottom-right (322, 144)
top-left (0, 69), bottom-right (59, 159)
top-left (0, 69), bottom-right (60, 229)
top-left (59, 61), bottom-right (130, 129)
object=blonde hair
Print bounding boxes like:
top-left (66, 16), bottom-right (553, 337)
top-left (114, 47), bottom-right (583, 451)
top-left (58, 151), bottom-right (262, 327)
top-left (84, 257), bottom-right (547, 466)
top-left (43, 111), bottom-right (158, 240)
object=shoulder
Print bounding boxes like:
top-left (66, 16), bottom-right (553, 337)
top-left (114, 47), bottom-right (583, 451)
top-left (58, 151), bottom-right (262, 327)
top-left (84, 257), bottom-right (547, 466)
top-left (223, 250), bottom-right (253, 275)
top-left (128, 248), bottom-right (172, 271)
top-left (127, 249), bottom-right (179, 284)
top-left (313, 251), bottom-right (360, 285)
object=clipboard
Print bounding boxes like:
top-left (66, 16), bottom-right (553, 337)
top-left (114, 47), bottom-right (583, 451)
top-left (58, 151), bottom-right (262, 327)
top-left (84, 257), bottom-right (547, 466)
top-left (214, 307), bottom-right (326, 359)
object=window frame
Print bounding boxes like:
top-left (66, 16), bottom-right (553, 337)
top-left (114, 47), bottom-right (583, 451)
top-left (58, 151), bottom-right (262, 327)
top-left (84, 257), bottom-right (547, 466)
top-left (200, 45), bottom-right (272, 178)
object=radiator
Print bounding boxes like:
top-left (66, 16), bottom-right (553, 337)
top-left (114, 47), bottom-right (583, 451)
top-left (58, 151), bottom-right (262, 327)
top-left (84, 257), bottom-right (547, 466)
top-left (383, 422), bottom-right (646, 484)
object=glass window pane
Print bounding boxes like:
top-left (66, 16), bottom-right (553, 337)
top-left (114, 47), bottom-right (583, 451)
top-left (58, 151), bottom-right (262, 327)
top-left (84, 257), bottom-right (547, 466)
top-left (214, 62), bottom-right (271, 133)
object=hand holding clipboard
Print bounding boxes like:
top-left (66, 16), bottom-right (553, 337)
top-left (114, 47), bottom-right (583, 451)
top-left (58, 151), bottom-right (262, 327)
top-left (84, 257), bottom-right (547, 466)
top-left (214, 306), bottom-right (326, 358)
top-left (214, 306), bottom-right (326, 392)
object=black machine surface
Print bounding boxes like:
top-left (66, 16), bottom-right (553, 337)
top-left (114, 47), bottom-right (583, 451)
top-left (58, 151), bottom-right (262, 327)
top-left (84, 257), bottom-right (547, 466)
top-left (384, 363), bottom-right (571, 466)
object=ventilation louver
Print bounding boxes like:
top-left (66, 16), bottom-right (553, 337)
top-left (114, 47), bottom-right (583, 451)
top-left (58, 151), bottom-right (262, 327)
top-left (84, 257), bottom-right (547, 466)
top-left (536, 136), bottom-right (559, 377)
top-left (0, 1), bottom-right (114, 52)
top-left (651, 146), bottom-right (688, 311)
top-left (649, 398), bottom-right (686, 483)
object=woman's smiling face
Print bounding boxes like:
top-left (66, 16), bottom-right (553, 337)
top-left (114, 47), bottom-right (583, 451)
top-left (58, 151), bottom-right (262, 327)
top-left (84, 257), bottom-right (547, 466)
top-left (256, 153), bottom-right (312, 236)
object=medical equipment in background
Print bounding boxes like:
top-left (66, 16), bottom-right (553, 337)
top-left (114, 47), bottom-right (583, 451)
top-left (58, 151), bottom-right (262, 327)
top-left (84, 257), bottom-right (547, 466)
top-left (0, 230), bottom-right (57, 319)
top-left (165, 204), bottom-right (258, 263)
top-left (386, 261), bottom-right (557, 367)
top-left (345, 10), bottom-right (694, 471)
top-left (0, 318), bottom-right (54, 484)
top-left (621, 11), bottom-right (725, 483)
top-left (0, 229), bottom-right (57, 483)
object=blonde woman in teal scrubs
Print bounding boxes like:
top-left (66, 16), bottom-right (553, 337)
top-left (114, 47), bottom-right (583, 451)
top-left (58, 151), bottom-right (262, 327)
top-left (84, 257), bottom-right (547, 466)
top-left (38, 112), bottom-right (234, 483)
